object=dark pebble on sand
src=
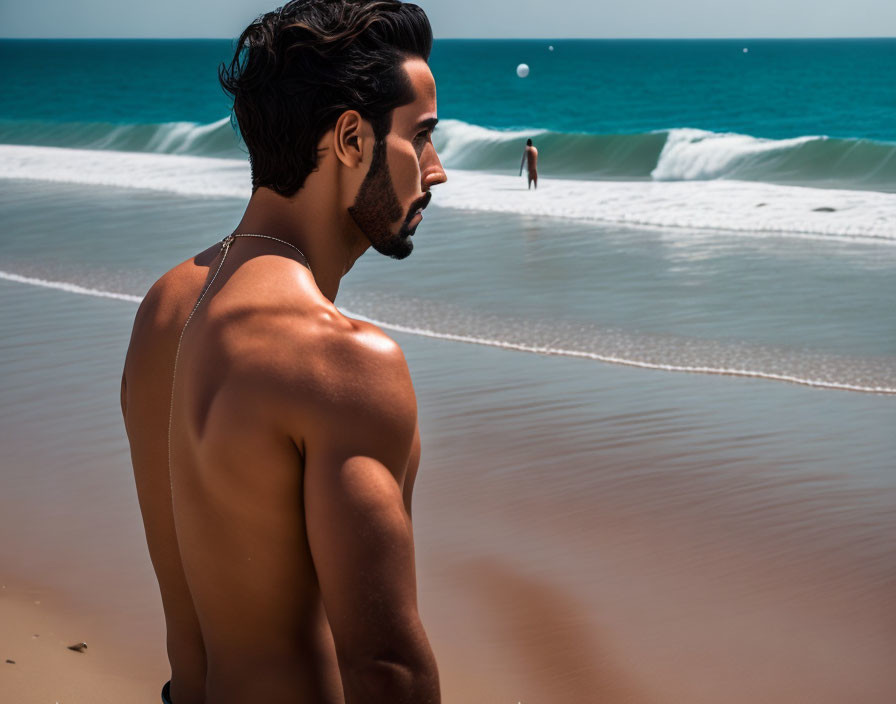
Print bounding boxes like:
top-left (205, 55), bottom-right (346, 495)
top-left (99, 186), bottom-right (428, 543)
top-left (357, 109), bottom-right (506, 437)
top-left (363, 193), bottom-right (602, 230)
top-left (5, 659), bottom-right (14, 664)
top-left (756, 203), bottom-right (767, 207)
top-left (813, 207), bottom-right (836, 212)
top-left (67, 642), bottom-right (88, 653)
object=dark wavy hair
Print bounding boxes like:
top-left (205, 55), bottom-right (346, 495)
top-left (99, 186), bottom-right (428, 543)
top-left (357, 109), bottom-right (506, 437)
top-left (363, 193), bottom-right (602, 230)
top-left (219, 0), bottom-right (433, 196)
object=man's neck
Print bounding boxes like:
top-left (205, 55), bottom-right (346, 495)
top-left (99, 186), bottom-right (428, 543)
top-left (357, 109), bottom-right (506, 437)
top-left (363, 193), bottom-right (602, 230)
top-left (231, 181), bottom-right (369, 303)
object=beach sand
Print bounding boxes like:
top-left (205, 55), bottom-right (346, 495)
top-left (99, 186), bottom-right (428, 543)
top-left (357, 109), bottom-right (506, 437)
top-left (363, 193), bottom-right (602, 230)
top-left (0, 578), bottom-right (166, 704)
top-left (2, 286), bottom-right (894, 702)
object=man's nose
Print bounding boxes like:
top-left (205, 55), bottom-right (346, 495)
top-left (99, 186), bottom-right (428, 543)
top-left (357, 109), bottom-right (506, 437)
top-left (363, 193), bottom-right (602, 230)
top-left (422, 145), bottom-right (447, 188)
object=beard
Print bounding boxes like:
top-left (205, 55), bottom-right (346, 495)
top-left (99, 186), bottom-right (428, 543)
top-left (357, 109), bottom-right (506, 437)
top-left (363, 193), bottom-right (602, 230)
top-left (347, 137), bottom-right (430, 260)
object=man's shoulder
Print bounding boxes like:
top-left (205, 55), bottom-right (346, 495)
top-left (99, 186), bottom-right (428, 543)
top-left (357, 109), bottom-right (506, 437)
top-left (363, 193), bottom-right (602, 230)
top-left (270, 309), bottom-right (413, 408)
top-left (131, 245), bottom-right (221, 338)
top-left (258, 308), bottom-right (417, 449)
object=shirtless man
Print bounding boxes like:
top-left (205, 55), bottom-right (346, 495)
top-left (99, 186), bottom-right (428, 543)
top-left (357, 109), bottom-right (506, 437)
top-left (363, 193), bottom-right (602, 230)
top-left (120, 2), bottom-right (445, 702)
top-left (519, 138), bottom-right (538, 189)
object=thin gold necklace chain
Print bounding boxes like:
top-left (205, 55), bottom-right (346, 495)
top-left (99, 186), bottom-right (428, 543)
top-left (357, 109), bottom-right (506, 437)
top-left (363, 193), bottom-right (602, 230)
top-left (166, 233), bottom-right (310, 481)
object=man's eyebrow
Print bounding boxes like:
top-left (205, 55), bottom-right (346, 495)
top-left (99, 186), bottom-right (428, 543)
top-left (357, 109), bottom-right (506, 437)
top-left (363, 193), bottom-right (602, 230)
top-left (413, 117), bottom-right (439, 132)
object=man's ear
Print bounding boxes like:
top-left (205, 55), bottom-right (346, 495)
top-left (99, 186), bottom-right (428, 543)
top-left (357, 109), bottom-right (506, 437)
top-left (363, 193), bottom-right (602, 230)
top-left (333, 110), bottom-right (365, 168)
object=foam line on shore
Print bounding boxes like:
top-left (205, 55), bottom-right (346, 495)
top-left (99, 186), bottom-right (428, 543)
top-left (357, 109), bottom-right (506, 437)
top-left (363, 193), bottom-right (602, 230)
top-left (2, 145), bottom-right (895, 242)
top-left (0, 271), bottom-right (144, 303)
top-left (4, 270), bottom-right (895, 395)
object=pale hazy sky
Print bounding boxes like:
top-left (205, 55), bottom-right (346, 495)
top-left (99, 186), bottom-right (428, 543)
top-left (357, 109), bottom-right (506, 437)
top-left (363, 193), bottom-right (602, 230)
top-left (1, 0), bottom-right (895, 39)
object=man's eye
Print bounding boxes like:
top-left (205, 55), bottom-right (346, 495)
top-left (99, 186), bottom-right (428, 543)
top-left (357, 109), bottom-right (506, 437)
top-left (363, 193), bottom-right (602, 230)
top-left (416, 128), bottom-right (436, 143)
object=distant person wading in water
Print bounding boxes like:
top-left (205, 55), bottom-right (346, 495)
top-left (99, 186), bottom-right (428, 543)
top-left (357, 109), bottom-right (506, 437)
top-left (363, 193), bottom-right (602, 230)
top-left (520, 138), bottom-right (538, 189)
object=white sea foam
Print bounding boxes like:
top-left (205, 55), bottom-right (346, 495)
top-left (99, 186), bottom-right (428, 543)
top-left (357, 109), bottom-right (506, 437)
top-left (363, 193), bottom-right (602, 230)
top-left (3, 269), bottom-right (895, 395)
top-left (0, 144), bottom-right (250, 199)
top-left (0, 271), bottom-right (143, 303)
top-left (651, 128), bottom-right (820, 181)
top-left (1, 144), bottom-right (894, 241)
top-left (144, 116), bottom-right (232, 154)
top-left (436, 170), bottom-right (896, 242)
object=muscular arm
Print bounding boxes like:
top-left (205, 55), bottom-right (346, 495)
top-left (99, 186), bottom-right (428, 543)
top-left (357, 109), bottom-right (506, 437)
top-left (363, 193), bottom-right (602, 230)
top-left (300, 325), bottom-right (439, 704)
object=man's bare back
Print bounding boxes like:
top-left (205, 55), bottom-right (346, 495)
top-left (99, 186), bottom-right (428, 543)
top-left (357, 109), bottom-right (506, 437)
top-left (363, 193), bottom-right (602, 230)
top-left (121, 5), bottom-right (445, 701)
top-left (123, 237), bottom-right (429, 703)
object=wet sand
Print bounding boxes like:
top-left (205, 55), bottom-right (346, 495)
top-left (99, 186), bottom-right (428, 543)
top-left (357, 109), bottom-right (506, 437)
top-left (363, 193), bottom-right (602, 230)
top-left (0, 578), bottom-right (166, 704)
top-left (1, 275), bottom-right (894, 702)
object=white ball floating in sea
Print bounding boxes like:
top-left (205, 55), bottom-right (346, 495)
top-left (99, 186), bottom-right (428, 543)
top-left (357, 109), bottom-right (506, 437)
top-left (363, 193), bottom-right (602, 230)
top-left (548, 45), bottom-right (554, 52)
top-left (516, 63), bottom-right (530, 78)
top-left (743, 47), bottom-right (749, 53)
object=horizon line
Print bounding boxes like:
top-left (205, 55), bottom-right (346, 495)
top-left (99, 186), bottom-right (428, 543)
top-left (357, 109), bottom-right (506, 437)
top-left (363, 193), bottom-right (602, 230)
top-left (2, 35), bottom-right (895, 41)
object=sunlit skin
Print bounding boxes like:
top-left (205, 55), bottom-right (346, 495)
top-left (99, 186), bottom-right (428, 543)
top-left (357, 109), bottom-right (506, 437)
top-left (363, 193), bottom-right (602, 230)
top-left (121, 57), bottom-right (446, 704)
top-left (520, 141), bottom-right (538, 189)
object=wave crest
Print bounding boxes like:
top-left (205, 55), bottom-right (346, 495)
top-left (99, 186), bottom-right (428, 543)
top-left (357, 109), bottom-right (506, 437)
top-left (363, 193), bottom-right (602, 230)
top-left (0, 117), bottom-right (242, 158)
top-left (2, 117), bottom-right (895, 192)
top-left (434, 121), bottom-right (896, 192)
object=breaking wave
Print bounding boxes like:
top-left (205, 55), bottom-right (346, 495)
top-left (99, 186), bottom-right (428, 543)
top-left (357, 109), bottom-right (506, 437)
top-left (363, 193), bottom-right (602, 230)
top-left (2, 117), bottom-right (895, 192)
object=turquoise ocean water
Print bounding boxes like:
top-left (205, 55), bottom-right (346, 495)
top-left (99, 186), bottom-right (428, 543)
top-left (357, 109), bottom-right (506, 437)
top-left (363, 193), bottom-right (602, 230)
top-left (2, 39), bottom-right (896, 189)
top-left (1, 38), bottom-right (895, 702)
top-left (3, 38), bottom-right (894, 386)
